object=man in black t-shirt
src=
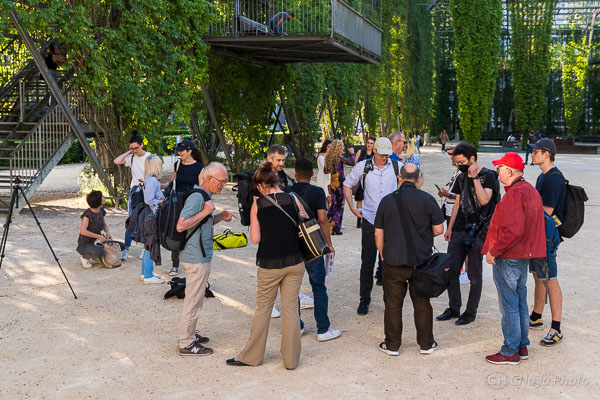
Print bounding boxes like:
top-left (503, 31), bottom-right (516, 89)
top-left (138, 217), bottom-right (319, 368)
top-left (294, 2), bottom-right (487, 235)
top-left (286, 159), bottom-right (339, 341)
top-left (374, 164), bottom-right (445, 355)
top-left (529, 138), bottom-right (566, 347)
top-left (437, 142), bottom-right (500, 325)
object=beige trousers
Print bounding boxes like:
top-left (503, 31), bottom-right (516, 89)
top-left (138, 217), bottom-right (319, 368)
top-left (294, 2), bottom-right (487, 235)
top-left (177, 261), bottom-right (211, 348)
top-left (237, 261), bottom-right (304, 369)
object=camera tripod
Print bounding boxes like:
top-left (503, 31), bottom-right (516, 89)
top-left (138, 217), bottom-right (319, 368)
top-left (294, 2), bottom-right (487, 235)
top-left (0, 177), bottom-right (77, 299)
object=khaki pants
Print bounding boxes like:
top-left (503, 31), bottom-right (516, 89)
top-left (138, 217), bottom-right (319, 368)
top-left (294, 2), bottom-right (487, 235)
top-left (237, 262), bottom-right (304, 369)
top-left (178, 261), bottom-right (211, 348)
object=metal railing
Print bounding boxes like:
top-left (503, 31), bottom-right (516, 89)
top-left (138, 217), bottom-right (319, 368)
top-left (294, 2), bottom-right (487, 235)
top-left (332, 0), bottom-right (382, 56)
top-left (209, 0), bottom-right (381, 42)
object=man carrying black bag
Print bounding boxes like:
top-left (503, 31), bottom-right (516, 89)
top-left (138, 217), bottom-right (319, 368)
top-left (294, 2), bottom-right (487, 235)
top-left (374, 164), bottom-right (445, 356)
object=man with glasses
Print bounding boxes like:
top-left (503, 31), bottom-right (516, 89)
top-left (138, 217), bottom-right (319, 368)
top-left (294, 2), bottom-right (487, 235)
top-left (482, 152), bottom-right (545, 365)
top-left (528, 138), bottom-right (566, 346)
top-left (176, 162), bottom-right (236, 356)
top-left (389, 132), bottom-right (406, 163)
top-left (343, 137), bottom-right (402, 315)
top-left (113, 132), bottom-right (151, 260)
top-left (437, 142), bottom-right (500, 325)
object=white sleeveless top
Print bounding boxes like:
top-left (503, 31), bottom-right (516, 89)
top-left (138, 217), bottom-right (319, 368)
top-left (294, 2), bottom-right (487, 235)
top-left (316, 155), bottom-right (330, 195)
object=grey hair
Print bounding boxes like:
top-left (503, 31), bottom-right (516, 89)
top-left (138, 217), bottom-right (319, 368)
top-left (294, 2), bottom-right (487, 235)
top-left (199, 162), bottom-right (227, 185)
top-left (389, 131), bottom-right (405, 143)
top-left (144, 155), bottom-right (163, 179)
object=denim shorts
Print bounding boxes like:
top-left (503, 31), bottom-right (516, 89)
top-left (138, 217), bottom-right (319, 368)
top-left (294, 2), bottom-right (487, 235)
top-left (529, 248), bottom-right (558, 280)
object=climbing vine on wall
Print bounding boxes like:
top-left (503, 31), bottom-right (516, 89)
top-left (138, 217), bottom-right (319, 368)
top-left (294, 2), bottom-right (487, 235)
top-left (450, 0), bottom-right (502, 147)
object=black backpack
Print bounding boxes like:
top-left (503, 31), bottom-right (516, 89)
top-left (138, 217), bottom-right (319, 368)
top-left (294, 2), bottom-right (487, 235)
top-left (157, 188), bottom-right (211, 252)
top-left (546, 171), bottom-right (588, 238)
top-left (233, 171), bottom-right (254, 227)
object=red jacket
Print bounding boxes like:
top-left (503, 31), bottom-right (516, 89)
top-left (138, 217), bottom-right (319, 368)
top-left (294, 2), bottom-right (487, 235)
top-left (482, 179), bottom-right (546, 259)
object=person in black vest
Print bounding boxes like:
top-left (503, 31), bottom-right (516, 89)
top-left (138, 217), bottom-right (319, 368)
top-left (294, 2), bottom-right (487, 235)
top-left (287, 159), bottom-right (340, 341)
top-left (375, 164), bottom-right (445, 355)
top-left (161, 139), bottom-right (205, 276)
top-left (437, 142), bottom-right (500, 325)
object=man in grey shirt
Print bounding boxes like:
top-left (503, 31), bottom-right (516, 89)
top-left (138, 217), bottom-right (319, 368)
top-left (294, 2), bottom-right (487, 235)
top-left (269, 11), bottom-right (294, 35)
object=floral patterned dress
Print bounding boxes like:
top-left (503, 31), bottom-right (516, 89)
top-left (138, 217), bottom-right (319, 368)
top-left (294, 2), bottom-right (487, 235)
top-left (327, 154), bottom-right (355, 234)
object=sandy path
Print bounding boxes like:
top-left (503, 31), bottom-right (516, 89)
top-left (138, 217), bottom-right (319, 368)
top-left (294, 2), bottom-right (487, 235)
top-left (0, 147), bottom-right (598, 399)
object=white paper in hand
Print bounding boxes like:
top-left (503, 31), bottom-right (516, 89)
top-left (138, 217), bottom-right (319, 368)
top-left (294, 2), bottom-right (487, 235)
top-left (326, 253), bottom-right (335, 276)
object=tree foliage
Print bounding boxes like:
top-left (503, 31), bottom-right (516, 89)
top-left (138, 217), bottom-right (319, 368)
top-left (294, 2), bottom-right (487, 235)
top-left (450, 0), bottom-right (502, 146)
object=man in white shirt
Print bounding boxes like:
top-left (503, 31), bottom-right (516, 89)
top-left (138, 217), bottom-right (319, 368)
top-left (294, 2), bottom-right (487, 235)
top-left (343, 137), bottom-right (403, 315)
top-left (113, 132), bottom-right (152, 259)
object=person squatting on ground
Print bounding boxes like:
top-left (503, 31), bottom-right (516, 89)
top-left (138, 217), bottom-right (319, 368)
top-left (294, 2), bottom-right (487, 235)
top-left (529, 138), bottom-right (566, 347)
top-left (268, 11), bottom-right (294, 35)
top-left (375, 164), bottom-right (445, 356)
top-left (113, 132), bottom-right (151, 260)
top-left (343, 137), bottom-right (402, 316)
top-left (176, 162), bottom-right (235, 356)
top-left (481, 152), bottom-right (546, 365)
top-left (286, 158), bottom-right (340, 342)
top-left (161, 139), bottom-right (205, 276)
top-left (139, 155), bottom-right (165, 284)
top-left (76, 190), bottom-right (125, 268)
top-left (438, 142), bottom-right (500, 325)
top-left (325, 139), bottom-right (355, 235)
top-left (227, 162), bottom-right (308, 369)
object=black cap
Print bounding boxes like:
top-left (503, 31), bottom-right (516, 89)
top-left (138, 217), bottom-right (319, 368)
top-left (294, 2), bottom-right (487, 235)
top-left (528, 138), bottom-right (556, 155)
top-left (174, 139), bottom-right (195, 152)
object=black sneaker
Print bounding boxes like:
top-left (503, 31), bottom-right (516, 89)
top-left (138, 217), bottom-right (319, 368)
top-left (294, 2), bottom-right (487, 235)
top-left (194, 331), bottom-right (210, 344)
top-left (179, 340), bottom-right (213, 356)
top-left (357, 300), bottom-right (369, 315)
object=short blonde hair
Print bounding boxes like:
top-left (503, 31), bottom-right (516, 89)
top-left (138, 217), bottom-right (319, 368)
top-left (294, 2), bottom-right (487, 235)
top-left (144, 155), bottom-right (163, 179)
top-left (405, 139), bottom-right (416, 159)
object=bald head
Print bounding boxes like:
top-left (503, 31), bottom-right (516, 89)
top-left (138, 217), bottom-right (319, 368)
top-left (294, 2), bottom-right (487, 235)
top-left (400, 163), bottom-right (420, 181)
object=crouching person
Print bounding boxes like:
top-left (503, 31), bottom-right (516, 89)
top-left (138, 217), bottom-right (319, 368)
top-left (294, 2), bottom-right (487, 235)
top-left (176, 162), bottom-right (236, 356)
top-left (483, 153), bottom-right (546, 365)
top-left (77, 190), bottom-right (125, 268)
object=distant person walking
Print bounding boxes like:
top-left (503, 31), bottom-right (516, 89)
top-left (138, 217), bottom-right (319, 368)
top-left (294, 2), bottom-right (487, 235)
top-left (268, 11), bottom-right (294, 36)
top-left (440, 129), bottom-right (449, 153)
top-left (525, 132), bottom-right (536, 165)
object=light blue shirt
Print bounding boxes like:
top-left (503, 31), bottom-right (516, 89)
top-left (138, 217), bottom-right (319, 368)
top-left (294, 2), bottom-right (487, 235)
top-left (344, 158), bottom-right (401, 225)
top-left (143, 176), bottom-right (165, 213)
top-left (179, 185), bottom-right (214, 263)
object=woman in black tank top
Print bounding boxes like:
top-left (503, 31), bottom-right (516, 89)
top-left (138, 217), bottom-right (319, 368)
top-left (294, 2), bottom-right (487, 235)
top-left (228, 162), bottom-right (307, 370)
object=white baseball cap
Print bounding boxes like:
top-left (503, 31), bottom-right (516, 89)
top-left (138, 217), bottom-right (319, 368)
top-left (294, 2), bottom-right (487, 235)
top-left (374, 137), bottom-right (393, 155)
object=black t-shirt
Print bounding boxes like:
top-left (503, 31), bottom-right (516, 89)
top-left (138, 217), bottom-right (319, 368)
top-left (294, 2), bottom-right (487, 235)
top-left (375, 182), bottom-right (444, 266)
top-left (536, 166), bottom-right (566, 223)
top-left (527, 134), bottom-right (537, 145)
top-left (450, 168), bottom-right (498, 232)
top-left (78, 207), bottom-right (106, 245)
top-left (175, 161), bottom-right (204, 193)
top-left (286, 182), bottom-right (326, 219)
top-left (45, 52), bottom-right (58, 70)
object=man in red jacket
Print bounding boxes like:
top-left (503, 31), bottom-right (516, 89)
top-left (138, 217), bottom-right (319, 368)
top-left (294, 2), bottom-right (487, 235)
top-left (482, 152), bottom-right (546, 365)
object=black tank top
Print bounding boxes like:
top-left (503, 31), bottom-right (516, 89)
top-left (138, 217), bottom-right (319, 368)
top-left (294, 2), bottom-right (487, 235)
top-left (358, 147), bottom-right (373, 162)
top-left (175, 161), bottom-right (204, 193)
top-left (256, 193), bottom-right (303, 269)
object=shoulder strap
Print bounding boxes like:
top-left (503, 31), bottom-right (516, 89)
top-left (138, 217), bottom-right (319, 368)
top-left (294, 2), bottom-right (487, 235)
top-left (171, 161), bottom-right (181, 195)
top-left (392, 159), bottom-right (399, 176)
top-left (545, 170), bottom-right (568, 184)
top-left (262, 194), bottom-right (299, 227)
top-left (393, 189), bottom-right (418, 266)
top-left (181, 188), bottom-right (212, 248)
top-left (290, 190), bottom-right (315, 220)
top-left (362, 158), bottom-right (374, 188)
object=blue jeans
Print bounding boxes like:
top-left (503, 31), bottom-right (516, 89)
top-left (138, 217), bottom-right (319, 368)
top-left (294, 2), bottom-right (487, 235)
top-left (493, 258), bottom-right (530, 356)
top-left (269, 21), bottom-right (283, 35)
top-left (125, 185), bottom-right (138, 248)
top-left (141, 246), bottom-right (155, 278)
top-left (299, 257), bottom-right (330, 334)
top-left (525, 147), bottom-right (532, 164)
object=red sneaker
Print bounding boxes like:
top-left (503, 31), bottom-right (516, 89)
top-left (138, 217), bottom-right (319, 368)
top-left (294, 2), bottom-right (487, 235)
top-left (485, 352), bottom-right (520, 365)
top-left (518, 347), bottom-right (528, 360)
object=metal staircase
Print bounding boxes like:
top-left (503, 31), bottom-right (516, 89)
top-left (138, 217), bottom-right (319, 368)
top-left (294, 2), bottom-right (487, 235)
top-left (0, 29), bottom-right (112, 210)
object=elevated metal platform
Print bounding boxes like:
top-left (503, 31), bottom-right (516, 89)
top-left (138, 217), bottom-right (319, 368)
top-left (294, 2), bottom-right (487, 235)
top-left (207, 0), bottom-right (382, 65)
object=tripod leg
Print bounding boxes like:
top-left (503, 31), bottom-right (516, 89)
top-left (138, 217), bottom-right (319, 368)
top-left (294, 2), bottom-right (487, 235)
top-left (0, 186), bottom-right (19, 271)
top-left (17, 185), bottom-right (78, 299)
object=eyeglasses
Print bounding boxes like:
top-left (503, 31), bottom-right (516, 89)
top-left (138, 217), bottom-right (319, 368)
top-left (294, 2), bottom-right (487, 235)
top-left (496, 166), bottom-right (510, 174)
top-left (129, 145), bottom-right (140, 151)
top-left (210, 175), bottom-right (228, 185)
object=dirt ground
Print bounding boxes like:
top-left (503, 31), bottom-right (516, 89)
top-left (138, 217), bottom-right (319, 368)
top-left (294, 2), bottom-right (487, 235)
top-left (0, 147), bottom-right (598, 399)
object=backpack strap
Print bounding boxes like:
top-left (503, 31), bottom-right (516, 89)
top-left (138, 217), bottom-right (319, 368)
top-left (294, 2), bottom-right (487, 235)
top-left (361, 158), bottom-right (374, 189)
top-left (392, 159), bottom-right (399, 177)
top-left (181, 189), bottom-right (212, 257)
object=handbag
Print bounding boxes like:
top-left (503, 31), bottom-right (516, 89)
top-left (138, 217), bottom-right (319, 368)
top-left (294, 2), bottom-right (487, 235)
top-left (263, 193), bottom-right (331, 262)
top-left (213, 229), bottom-right (248, 250)
top-left (394, 189), bottom-right (452, 298)
top-left (101, 240), bottom-right (122, 269)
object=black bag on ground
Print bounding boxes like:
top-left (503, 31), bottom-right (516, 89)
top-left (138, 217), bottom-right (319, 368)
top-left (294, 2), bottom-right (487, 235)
top-left (394, 190), bottom-right (452, 298)
top-left (164, 277), bottom-right (215, 299)
top-left (157, 187), bottom-right (211, 252)
top-left (233, 171), bottom-right (254, 227)
top-left (546, 171), bottom-right (588, 238)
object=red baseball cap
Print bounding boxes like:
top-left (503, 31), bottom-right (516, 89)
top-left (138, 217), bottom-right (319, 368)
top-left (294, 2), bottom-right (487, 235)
top-left (492, 152), bottom-right (525, 170)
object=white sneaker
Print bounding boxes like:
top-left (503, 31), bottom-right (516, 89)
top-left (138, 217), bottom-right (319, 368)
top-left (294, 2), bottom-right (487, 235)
top-left (138, 249), bottom-right (145, 260)
top-left (141, 273), bottom-right (161, 281)
top-left (80, 256), bottom-right (93, 269)
top-left (120, 249), bottom-right (129, 261)
top-left (420, 341), bottom-right (439, 355)
top-left (300, 326), bottom-right (310, 336)
top-left (271, 306), bottom-right (281, 318)
top-left (459, 271), bottom-right (470, 284)
top-left (300, 295), bottom-right (314, 310)
top-left (143, 276), bottom-right (165, 284)
top-left (317, 328), bottom-right (341, 342)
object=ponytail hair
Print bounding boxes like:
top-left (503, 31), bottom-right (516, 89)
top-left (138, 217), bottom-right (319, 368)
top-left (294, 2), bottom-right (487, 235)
top-left (190, 148), bottom-right (206, 164)
top-left (252, 161), bottom-right (279, 188)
